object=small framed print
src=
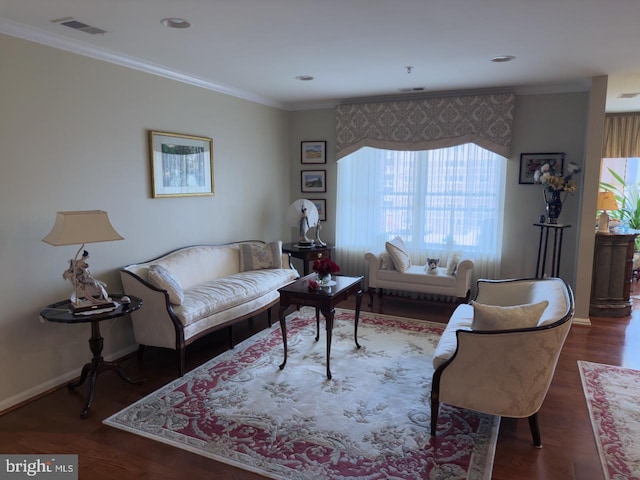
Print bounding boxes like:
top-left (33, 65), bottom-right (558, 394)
top-left (519, 152), bottom-right (565, 184)
top-left (149, 130), bottom-right (214, 197)
top-left (301, 141), bottom-right (326, 164)
top-left (308, 199), bottom-right (326, 221)
top-left (301, 170), bottom-right (326, 193)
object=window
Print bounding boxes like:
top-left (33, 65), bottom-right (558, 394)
top-left (335, 144), bottom-right (506, 279)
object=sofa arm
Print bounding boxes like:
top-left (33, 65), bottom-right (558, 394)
top-left (120, 269), bottom-right (181, 350)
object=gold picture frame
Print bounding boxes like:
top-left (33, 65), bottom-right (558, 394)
top-left (149, 130), bottom-right (214, 198)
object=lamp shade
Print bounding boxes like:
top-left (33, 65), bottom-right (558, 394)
top-left (42, 210), bottom-right (124, 246)
top-left (286, 200), bottom-right (319, 228)
top-left (597, 191), bottom-right (619, 211)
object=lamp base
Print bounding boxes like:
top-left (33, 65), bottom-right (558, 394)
top-left (597, 210), bottom-right (611, 235)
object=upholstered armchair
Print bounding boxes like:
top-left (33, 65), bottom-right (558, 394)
top-left (430, 278), bottom-right (575, 447)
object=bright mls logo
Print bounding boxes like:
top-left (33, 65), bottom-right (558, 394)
top-left (0, 455), bottom-right (77, 479)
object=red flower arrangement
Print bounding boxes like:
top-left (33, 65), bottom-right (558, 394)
top-left (312, 258), bottom-right (340, 277)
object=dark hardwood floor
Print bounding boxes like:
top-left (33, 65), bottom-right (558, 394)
top-left (1, 293), bottom-right (639, 479)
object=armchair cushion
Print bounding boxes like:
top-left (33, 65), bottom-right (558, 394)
top-left (385, 236), bottom-right (411, 272)
top-left (471, 300), bottom-right (549, 331)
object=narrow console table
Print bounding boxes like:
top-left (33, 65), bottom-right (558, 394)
top-left (590, 232), bottom-right (638, 317)
top-left (534, 223), bottom-right (571, 278)
top-left (40, 295), bottom-right (145, 418)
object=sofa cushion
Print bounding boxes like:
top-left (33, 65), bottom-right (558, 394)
top-left (385, 236), bottom-right (411, 272)
top-left (148, 264), bottom-right (184, 305)
top-left (239, 241), bottom-right (283, 271)
top-left (471, 300), bottom-right (549, 331)
top-left (172, 269), bottom-right (298, 326)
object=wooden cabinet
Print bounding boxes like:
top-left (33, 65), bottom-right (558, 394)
top-left (589, 233), bottom-right (638, 317)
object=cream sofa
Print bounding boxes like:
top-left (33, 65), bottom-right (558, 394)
top-left (430, 277), bottom-right (574, 447)
top-left (120, 241), bottom-right (299, 375)
top-left (364, 240), bottom-right (474, 304)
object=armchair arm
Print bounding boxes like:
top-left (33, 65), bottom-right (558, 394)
top-left (434, 319), bottom-right (572, 418)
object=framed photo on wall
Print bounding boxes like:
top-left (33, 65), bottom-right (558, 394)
top-left (149, 130), bottom-right (214, 198)
top-left (301, 170), bottom-right (326, 193)
top-left (519, 152), bottom-right (565, 184)
top-left (308, 199), bottom-right (327, 221)
top-left (301, 141), bottom-right (326, 164)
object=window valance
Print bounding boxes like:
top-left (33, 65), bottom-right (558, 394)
top-left (335, 93), bottom-right (515, 159)
top-left (603, 113), bottom-right (640, 158)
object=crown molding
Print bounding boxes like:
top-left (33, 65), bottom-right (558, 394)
top-left (0, 18), bottom-right (285, 110)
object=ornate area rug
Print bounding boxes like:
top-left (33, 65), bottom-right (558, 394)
top-left (104, 308), bottom-right (499, 479)
top-left (578, 361), bottom-right (640, 480)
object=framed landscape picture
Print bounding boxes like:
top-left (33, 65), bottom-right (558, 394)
top-left (301, 141), bottom-right (326, 164)
top-left (149, 131), bottom-right (214, 198)
top-left (519, 152), bottom-right (565, 184)
top-left (301, 170), bottom-right (326, 193)
top-left (308, 199), bottom-right (327, 221)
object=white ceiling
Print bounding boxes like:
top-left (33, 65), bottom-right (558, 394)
top-left (2, 0), bottom-right (640, 112)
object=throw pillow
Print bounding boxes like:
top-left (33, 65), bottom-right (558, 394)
top-left (471, 300), bottom-right (549, 331)
top-left (239, 241), bottom-right (283, 271)
top-left (380, 252), bottom-right (396, 270)
top-left (148, 264), bottom-right (184, 306)
top-left (385, 236), bottom-right (411, 272)
top-left (446, 252), bottom-right (462, 276)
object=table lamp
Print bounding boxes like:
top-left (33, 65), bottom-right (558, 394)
top-left (42, 210), bottom-right (124, 312)
top-left (596, 191), bottom-right (619, 234)
top-left (286, 199), bottom-right (319, 247)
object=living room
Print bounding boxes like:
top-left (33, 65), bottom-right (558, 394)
top-left (1, 2), bottom-right (639, 478)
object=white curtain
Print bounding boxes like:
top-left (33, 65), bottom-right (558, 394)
top-left (335, 144), bottom-right (506, 284)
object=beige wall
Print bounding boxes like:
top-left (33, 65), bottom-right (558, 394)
top-left (0, 31), bottom-right (604, 412)
top-left (0, 34), bottom-right (291, 410)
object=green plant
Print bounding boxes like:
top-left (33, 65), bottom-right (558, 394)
top-left (600, 167), bottom-right (640, 249)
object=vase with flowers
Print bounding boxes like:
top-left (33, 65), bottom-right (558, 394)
top-left (312, 258), bottom-right (340, 286)
top-left (534, 161), bottom-right (582, 224)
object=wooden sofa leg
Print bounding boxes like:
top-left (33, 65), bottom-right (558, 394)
top-left (528, 413), bottom-right (542, 448)
top-left (178, 347), bottom-right (185, 377)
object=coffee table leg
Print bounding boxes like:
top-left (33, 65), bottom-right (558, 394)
top-left (315, 306), bottom-right (320, 341)
top-left (278, 304), bottom-right (288, 370)
top-left (354, 288), bottom-right (362, 349)
top-left (322, 306), bottom-right (335, 379)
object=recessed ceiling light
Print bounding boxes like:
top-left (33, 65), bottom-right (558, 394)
top-left (295, 75), bottom-right (314, 81)
top-left (161, 18), bottom-right (191, 28)
top-left (491, 55), bottom-right (516, 63)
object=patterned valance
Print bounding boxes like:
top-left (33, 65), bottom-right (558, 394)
top-left (603, 113), bottom-right (640, 158)
top-left (335, 93), bottom-right (515, 159)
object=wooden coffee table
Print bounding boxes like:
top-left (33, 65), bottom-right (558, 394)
top-left (277, 274), bottom-right (363, 379)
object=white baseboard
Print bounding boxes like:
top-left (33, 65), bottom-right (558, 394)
top-left (572, 316), bottom-right (591, 326)
top-left (0, 344), bottom-right (139, 414)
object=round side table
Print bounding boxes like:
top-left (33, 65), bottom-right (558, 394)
top-left (40, 294), bottom-right (146, 418)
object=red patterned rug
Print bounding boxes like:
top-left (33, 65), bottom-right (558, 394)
top-left (105, 308), bottom-right (499, 479)
top-left (579, 361), bottom-right (640, 480)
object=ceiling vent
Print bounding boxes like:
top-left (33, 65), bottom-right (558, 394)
top-left (399, 87), bottom-right (426, 93)
top-left (50, 17), bottom-right (107, 35)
